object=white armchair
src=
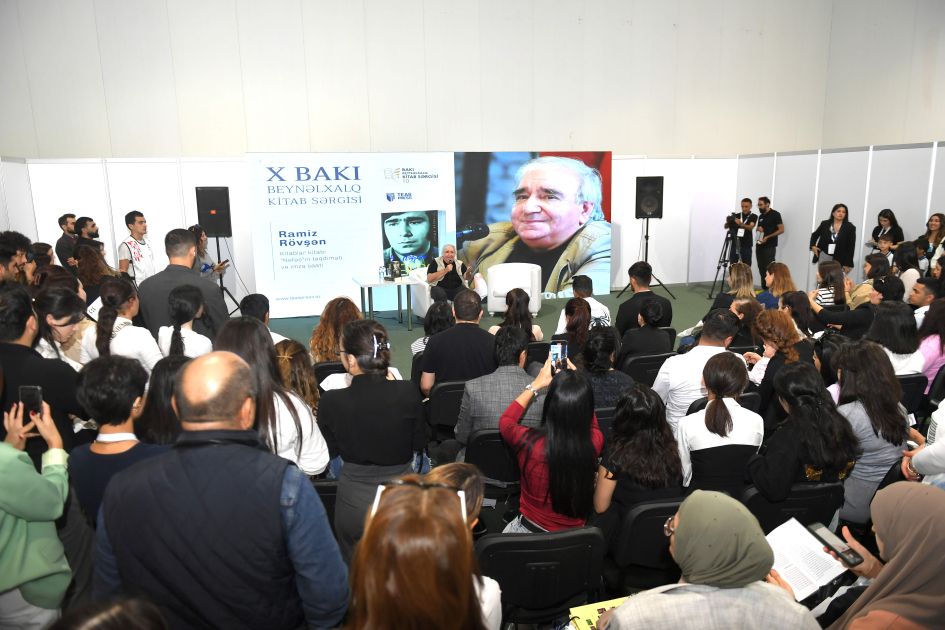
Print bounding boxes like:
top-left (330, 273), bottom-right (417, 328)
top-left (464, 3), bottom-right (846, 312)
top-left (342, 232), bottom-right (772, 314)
top-left (409, 267), bottom-right (433, 321)
top-left (486, 263), bottom-right (542, 316)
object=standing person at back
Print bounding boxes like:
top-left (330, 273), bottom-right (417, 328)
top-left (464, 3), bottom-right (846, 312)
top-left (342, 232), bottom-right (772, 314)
top-left (420, 289), bottom-right (496, 396)
top-left (652, 309), bottom-right (743, 436)
top-left (117, 211), bottom-right (155, 287)
top-left (755, 197), bottom-right (784, 290)
top-left (554, 274), bottom-right (611, 333)
top-left (55, 213), bottom-right (77, 271)
top-left (615, 261), bottom-right (672, 337)
top-left (137, 229), bottom-right (229, 341)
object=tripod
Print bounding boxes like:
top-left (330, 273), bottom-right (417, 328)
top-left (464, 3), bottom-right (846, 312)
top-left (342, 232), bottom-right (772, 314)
top-left (708, 229), bottom-right (739, 299)
top-left (215, 237), bottom-right (240, 315)
top-left (616, 217), bottom-right (676, 300)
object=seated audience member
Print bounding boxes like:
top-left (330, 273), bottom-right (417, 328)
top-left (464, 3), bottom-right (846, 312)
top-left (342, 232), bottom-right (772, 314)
top-left (593, 384), bottom-right (682, 541)
top-left (615, 261), bottom-right (672, 336)
top-left (158, 285), bottom-right (212, 358)
top-left (32, 286), bottom-right (86, 371)
top-left (863, 301), bottom-right (924, 375)
top-left (601, 491), bottom-right (818, 630)
top-left (729, 297), bottom-right (763, 348)
top-left (756, 262), bottom-right (796, 310)
top-left (309, 296), bottom-right (362, 363)
top-left (239, 293), bottom-right (288, 344)
top-left (500, 362), bottom-right (603, 532)
top-left (744, 309), bottom-right (814, 432)
top-left (80, 277), bottom-right (163, 373)
top-left (453, 327), bottom-right (543, 450)
top-left (875, 232), bottom-right (896, 267)
top-left (551, 297), bottom-right (591, 363)
top-left (821, 483), bottom-right (945, 629)
top-left (706, 262), bottom-right (754, 317)
top-left (70, 357), bottom-right (167, 524)
top-left (553, 274), bottom-right (611, 333)
top-left (49, 598), bottom-right (169, 630)
top-left (347, 477), bottom-right (493, 630)
top-left (75, 244), bottom-right (116, 306)
top-left (30, 242), bottom-right (53, 270)
top-left (488, 288), bottom-right (543, 341)
top-left (814, 332), bottom-right (852, 403)
top-left (917, 300), bottom-right (945, 394)
top-left (411, 301), bottom-right (454, 355)
top-left (424, 464), bottom-right (502, 628)
top-left (0, 283), bottom-right (85, 464)
top-left (677, 353), bottom-right (763, 494)
top-left (136, 229), bottom-right (228, 340)
top-left (581, 326), bottom-right (634, 408)
top-left (934, 256), bottom-right (944, 280)
top-left (809, 274), bottom-right (905, 340)
top-left (747, 362), bottom-right (858, 502)
top-left (892, 241), bottom-right (921, 302)
top-left (0, 398), bottom-right (70, 628)
top-left (318, 320), bottom-right (424, 561)
top-left (275, 340), bottom-right (320, 415)
top-left (813, 260), bottom-right (847, 307)
top-left (866, 209), bottom-right (904, 253)
top-left (780, 291), bottom-right (824, 337)
top-left (426, 243), bottom-right (469, 303)
top-left (94, 352), bottom-right (349, 629)
top-left (135, 355), bottom-right (188, 446)
top-left (216, 318), bottom-right (329, 475)
top-left (847, 253), bottom-right (891, 310)
top-left (914, 237), bottom-right (931, 274)
top-left (617, 301), bottom-right (672, 364)
top-left (420, 289), bottom-right (496, 396)
top-left (653, 309), bottom-right (741, 436)
top-left (909, 276), bottom-right (940, 328)
top-left (835, 341), bottom-right (911, 525)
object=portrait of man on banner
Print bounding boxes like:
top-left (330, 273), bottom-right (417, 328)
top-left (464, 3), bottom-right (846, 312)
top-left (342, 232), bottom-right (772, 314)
top-left (380, 210), bottom-right (443, 273)
top-left (455, 152), bottom-right (612, 296)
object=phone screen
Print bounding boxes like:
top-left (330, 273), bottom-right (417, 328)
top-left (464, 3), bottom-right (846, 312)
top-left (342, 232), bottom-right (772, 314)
top-left (808, 522), bottom-right (863, 567)
top-left (549, 343), bottom-right (568, 370)
top-left (19, 385), bottom-right (43, 419)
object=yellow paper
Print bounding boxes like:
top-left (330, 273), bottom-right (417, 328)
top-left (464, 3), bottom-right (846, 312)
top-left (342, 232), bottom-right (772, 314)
top-left (568, 596), bottom-right (629, 630)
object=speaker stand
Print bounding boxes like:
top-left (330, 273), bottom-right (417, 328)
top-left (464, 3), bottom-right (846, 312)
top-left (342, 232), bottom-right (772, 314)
top-left (214, 237), bottom-right (241, 315)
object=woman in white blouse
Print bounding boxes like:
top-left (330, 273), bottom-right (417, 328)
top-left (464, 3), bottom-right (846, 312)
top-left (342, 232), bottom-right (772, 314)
top-left (216, 317), bottom-right (329, 476)
top-left (158, 284), bottom-right (213, 358)
top-left (863, 302), bottom-right (925, 375)
top-left (677, 352), bottom-right (763, 494)
top-left (79, 277), bottom-right (163, 373)
top-left (32, 286), bottom-right (87, 371)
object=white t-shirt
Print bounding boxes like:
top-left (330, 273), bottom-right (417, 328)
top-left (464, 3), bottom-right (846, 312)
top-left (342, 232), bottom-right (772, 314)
top-left (676, 398), bottom-right (764, 486)
top-left (475, 575), bottom-right (502, 630)
top-left (79, 317), bottom-right (163, 373)
top-left (319, 368), bottom-right (403, 391)
top-left (36, 337), bottom-right (84, 371)
top-left (884, 347), bottom-right (925, 375)
top-left (273, 391), bottom-right (329, 475)
top-left (157, 326), bottom-right (213, 358)
top-left (554, 296), bottom-right (612, 334)
top-left (270, 329), bottom-right (289, 345)
top-left (118, 236), bottom-right (156, 284)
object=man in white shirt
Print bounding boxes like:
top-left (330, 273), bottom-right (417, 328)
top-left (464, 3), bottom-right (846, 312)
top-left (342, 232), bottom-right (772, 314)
top-left (239, 293), bottom-right (288, 345)
top-left (118, 211), bottom-right (156, 286)
top-left (910, 277), bottom-right (940, 328)
top-left (553, 274), bottom-right (611, 333)
top-left (652, 309), bottom-right (744, 436)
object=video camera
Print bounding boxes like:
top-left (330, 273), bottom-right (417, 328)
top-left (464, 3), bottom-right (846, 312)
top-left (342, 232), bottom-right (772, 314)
top-left (724, 212), bottom-right (740, 231)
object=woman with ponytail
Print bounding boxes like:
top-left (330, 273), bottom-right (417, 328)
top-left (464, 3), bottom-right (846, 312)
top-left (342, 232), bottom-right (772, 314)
top-left (676, 352), bottom-right (762, 494)
top-left (79, 276), bottom-right (162, 373)
top-left (157, 284), bottom-right (212, 358)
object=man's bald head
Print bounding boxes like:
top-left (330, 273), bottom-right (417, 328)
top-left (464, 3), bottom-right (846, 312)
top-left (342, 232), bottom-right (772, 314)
top-left (174, 351), bottom-right (257, 425)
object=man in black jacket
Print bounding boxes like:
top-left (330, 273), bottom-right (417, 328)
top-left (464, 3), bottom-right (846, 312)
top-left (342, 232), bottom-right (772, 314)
top-left (614, 261), bottom-right (672, 337)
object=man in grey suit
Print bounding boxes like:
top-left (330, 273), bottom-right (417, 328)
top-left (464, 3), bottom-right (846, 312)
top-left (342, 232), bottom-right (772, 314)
top-left (137, 229), bottom-right (229, 340)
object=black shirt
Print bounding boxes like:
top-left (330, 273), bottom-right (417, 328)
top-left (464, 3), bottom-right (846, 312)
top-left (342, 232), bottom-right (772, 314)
top-left (421, 323), bottom-right (496, 382)
top-left (757, 209), bottom-right (783, 248)
top-left (69, 442), bottom-right (169, 523)
top-left (508, 240), bottom-right (568, 290)
top-left (617, 326), bottom-right (672, 365)
top-left (615, 291), bottom-right (673, 337)
top-left (55, 233), bottom-right (77, 267)
top-left (427, 260), bottom-right (465, 292)
top-left (601, 443), bottom-right (683, 515)
top-left (737, 211), bottom-right (758, 244)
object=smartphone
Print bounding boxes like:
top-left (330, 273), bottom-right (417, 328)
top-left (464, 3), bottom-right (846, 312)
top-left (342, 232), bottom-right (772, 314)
top-left (807, 522), bottom-right (864, 567)
top-left (549, 342), bottom-right (568, 371)
top-left (19, 385), bottom-right (43, 419)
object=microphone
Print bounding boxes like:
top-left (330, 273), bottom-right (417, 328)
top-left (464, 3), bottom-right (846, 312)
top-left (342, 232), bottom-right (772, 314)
top-left (456, 223), bottom-right (489, 244)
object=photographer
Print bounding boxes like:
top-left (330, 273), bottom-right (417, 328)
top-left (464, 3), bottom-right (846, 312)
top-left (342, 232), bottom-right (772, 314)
top-left (728, 198), bottom-right (757, 265)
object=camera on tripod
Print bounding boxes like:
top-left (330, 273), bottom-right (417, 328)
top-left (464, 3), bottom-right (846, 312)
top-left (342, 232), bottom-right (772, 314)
top-left (724, 212), bottom-right (740, 231)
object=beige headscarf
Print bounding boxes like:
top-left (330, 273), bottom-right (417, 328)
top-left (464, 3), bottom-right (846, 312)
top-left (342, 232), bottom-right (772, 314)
top-left (674, 490), bottom-right (774, 588)
top-left (830, 482), bottom-right (945, 629)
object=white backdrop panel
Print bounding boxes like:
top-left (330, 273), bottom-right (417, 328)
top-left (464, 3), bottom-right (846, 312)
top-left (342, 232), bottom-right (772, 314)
top-left (868, 144), bottom-right (934, 242)
top-left (736, 155), bottom-right (775, 204)
top-left (932, 143), bottom-right (945, 215)
top-left (610, 158), bottom-right (646, 290)
top-left (0, 159), bottom-right (36, 240)
top-left (28, 161), bottom-right (117, 267)
top-left (687, 158), bottom-right (738, 283)
top-left (815, 149), bottom-right (870, 283)
top-left (772, 152), bottom-right (819, 290)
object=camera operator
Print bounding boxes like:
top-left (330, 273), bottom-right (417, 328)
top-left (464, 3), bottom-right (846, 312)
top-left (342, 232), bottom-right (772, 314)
top-left (727, 198), bottom-right (757, 265)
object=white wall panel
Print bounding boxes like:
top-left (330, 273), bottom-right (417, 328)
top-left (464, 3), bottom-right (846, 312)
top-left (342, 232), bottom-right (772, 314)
top-left (610, 157), bottom-right (647, 290)
top-left (0, 159), bottom-right (35, 238)
top-left (736, 155), bottom-right (775, 205)
top-left (687, 158), bottom-right (738, 283)
top-left (868, 145), bottom-right (934, 243)
top-left (931, 143), bottom-right (945, 215)
top-left (0, 1), bottom-right (38, 157)
top-left (904, 2), bottom-right (945, 143)
top-left (772, 152), bottom-right (819, 290)
top-left (815, 148), bottom-right (870, 282)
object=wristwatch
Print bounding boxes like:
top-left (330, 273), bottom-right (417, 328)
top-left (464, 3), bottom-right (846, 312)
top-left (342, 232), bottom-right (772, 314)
top-left (524, 383), bottom-right (539, 399)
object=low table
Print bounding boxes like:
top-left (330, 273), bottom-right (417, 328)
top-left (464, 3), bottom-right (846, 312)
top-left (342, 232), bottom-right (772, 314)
top-left (352, 276), bottom-right (420, 331)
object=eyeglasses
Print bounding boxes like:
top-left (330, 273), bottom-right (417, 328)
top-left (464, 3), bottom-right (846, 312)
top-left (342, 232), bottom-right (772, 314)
top-left (663, 515), bottom-right (676, 538)
top-left (369, 479), bottom-right (466, 523)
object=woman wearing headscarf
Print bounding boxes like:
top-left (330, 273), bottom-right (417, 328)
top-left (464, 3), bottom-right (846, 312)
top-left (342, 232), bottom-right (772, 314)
top-left (825, 483), bottom-right (945, 629)
top-left (601, 491), bottom-right (818, 630)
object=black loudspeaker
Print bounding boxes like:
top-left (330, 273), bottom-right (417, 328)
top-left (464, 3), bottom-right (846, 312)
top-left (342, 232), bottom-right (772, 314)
top-left (195, 187), bottom-right (233, 238)
top-left (635, 176), bottom-right (664, 219)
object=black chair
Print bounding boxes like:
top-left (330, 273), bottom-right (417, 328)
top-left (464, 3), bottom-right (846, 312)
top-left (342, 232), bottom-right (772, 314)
top-left (740, 482), bottom-right (845, 534)
top-left (898, 373), bottom-right (928, 416)
top-left (410, 351), bottom-right (424, 386)
top-left (728, 343), bottom-right (762, 355)
top-left (659, 327), bottom-right (677, 350)
top-left (928, 363), bottom-right (945, 408)
top-left (310, 479), bottom-right (338, 535)
top-left (688, 444), bottom-right (758, 496)
top-left (595, 407), bottom-right (616, 443)
top-left (527, 341), bottom-right (550, 366)
top-left (684, 391), bottom-right (762, 416)
top-left (475, 527), bottom-right (606, 626)
top-left (313, 361), bottom-right (346, 390)
top-left (465, 430), bottom-right (520, 493)
top-left (619, 352), bottom-right (675, 387)
top-left (604, 498), bottom-right (683, 593)
top-left (425, 380), bottom-right (467, 442)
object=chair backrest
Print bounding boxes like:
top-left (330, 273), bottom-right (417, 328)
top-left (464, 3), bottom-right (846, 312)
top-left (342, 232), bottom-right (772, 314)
top-left (410, 351), bottom-right (424, 385)
top-left (426, 380), bottom-right (467, 440)
top-left (687, 392), bottom-right (761, 416)
top-left (311, 479), bottom-right (338, 535)
top-left (465, 430), bottom-right (520, 486)
top-left (313, 361), bottom-right (346, 390)
top-left (594, 407), bottom-right (617, 442)
top-left (486, 263), bottom-right (542, 315)
top-left (613, 498), bottom-right (684, 571)
top-left (688, 444), bottom-right (758, 494)
top-left (659, 327), bottom-right (677, 350)
top-left (686, 397), bottom-right (708, 415)
top-left (928, 363), bottom-right (945, 408)
top-left (527, 341), bottom-right (550, 366)
top-left (619, 352), bottom-right (675, 387)
top-left (741, 482), bottom-right (845, 534)
top-left (475, 527), bottom-right (606, 625)
top-left (898, 373), bottom-right (929, 415)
